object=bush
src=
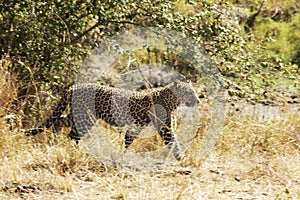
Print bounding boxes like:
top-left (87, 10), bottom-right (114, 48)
top-left (0, 1), bottom-right (247, 104)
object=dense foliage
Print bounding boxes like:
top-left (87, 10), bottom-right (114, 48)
top-left (0, 0), bottom-right (299, 115)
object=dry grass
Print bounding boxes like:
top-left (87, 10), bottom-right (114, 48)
top-left (1, 104), bottom-right (299, 199)
top-left (0, 66), bottom-right (300, 199)
top-left (0, 111), bottom-right (300, 199)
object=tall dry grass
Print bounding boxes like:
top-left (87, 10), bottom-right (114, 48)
top-left (0, 60), bottom-right (299, 199)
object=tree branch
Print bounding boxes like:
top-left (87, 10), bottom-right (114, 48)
top-left (70, 21), bottom-right (102, 44)
top-left (70, 20), bottom-right (141, 44)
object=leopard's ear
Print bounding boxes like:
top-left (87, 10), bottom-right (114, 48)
top-left (173, 79), bottom-right (181, 88)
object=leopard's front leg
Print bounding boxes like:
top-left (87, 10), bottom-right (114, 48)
top-left (159, 118), bottom-right (184, 161)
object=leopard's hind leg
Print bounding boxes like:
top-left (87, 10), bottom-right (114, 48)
top-left (124, 127), bottom-right (142, 148)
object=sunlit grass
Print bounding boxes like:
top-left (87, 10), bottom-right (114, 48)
top-left (1, 97), bottom-right (299, 199)
top-left (1, 60), bottom-right (299, 199)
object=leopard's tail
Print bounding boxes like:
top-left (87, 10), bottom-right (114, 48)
top-left (25, 90), bottom-right (71, 136)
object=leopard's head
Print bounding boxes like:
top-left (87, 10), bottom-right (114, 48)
top-left (169, 80), bottom-right (199, 107)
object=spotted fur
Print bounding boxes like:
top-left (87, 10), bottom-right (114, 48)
top-left (26, 80), bottom-right (199, 160)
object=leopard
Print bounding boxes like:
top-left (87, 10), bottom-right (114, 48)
top-left (25, 80), bottom-right (199, 160)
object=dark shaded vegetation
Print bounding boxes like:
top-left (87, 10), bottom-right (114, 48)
top-left (0, 0), bottom-right (299, 125)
